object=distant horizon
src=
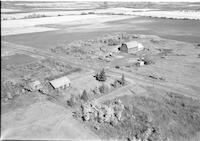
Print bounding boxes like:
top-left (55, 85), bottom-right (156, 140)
top-left (1, 0), bottom-right (200, 2)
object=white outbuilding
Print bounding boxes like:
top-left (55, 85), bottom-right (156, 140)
top-left (28, 80), bottom-right (42, 91)
top-left (49, 76), bottom-right (71, 90)
top-left (137, 43), bottom-right (144, 51)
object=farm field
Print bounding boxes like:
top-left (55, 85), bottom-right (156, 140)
top-left (1, 1), bottom-right (200, 141)
top-left (2, 16), bottom-right (200, 50)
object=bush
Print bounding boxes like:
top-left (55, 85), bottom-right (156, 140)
top-left (121, 74), bottom-right (125, 86)
top-left (88, 12), bottom-right (95, 14)
top-left (81, 90), bottom-right (89, 102)
top-left (111, 79), bottom-right (119, 88)
top-left (99, 84), bottom-right (106, 94)
top-left (99, 84), bottom-right (109, 94)
top-left (67, 95), bottom-right (78, 107)
top-left (81, 12), bottom-right (87, 15)
top-left (95, 68), bottom-right (107, 82)
top-left (115, 66), bottom-right (120, 69)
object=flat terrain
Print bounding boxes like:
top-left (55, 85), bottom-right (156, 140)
top-left (1, 94), bottom-right (99, 140)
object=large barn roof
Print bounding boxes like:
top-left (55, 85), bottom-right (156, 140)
top-left (49, 76), bottom-right (70, 89)
top-left (125, 41), bottom-right (138, 49)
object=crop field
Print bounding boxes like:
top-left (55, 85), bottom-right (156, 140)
top-left (2, 54), bottom-right (36, 66)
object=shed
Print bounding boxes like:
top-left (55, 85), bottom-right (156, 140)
top-left (49, 76), bottom-right (71, 90)
top-left (137, 43), bottom-right (144, 51)
top-left (138, 60), bottom-right (145, 66)
top-left (118, 41), bottom-right (144, 53)
top-left (29, 80), bottom-right (42, 91)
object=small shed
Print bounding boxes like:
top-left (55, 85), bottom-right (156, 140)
top-left (118, 41), bottom-right (144, 53)
top-left (136, 58), bottom-right (145, 67)
top-left (29, 80), bottom-right (42, 91)
top-left (138, 60), bottom-right (145, 66)
top-left (137, 43), bottom-right (144, 51)
top-left (49, 76), bottom-right (71, 90)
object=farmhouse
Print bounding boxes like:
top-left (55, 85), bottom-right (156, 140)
top-left (118, 41), bottom-right (144, 53)
top-left (49, 76), bottom-right (71, 90)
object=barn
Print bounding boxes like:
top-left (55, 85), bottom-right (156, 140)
top-left (49, 76), bottom-right (71, 90)
top-left (118, 41), bottom-right (144, 53)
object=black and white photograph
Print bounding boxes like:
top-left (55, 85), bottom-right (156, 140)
top-left (1, 0), bottom-right (200, 140)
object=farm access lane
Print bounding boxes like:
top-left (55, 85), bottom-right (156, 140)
top-left (107, 68), bottom-right (200, 100)
top-left (92, 68), bottom-right (200, 104)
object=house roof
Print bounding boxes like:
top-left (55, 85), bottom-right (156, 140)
top-left (49, 76), bottom-right (70, 89)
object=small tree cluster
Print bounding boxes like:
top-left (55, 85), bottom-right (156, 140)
top-left (112, 79), bottom-right (119, 88)
top-left (111, 74), bottom-right (126, 88)
top-left (68, 90), bottom-right (90, 107)
top-left (95, 68), bottom-right (107, 82)
top-left (67, 95), bottom-right (81, 107)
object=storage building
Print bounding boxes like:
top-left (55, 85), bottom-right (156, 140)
top-left (49, 76), bottom-right (71, 90)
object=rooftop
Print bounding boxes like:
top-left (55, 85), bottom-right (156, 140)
top-left (124, 41), bottom-right (139, 49)
top-left (49, 76), bottom-right (70, 89)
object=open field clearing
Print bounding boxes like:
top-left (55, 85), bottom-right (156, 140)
top-left (15, 1), bottom-right (100, 10)
top-left (1, 26), bottom-right (58, 36)
top-left (2, 54), bottom-right (36, 66)
top-left (1, 99), bottom-right (100, 140)
top-left (2, 7), bottom-right (200, 21)
top-left (1, 8), bottom-right (21, 13)
top-left (1, 15), bottom-right (134, 36)
top-left (3, 16), bottom-right (200, 50)
top-left (132, 10), bottom-right (200, 20)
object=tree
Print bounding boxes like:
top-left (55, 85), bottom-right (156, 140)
top-left (98, 68), bottom-right (107, 81)
top-left (121, 74), bottom-right (125, 86)
top-left (67, 95), bottom-right (77, 107)
top-left (99, 84), bottom-right (106, 94)
top-left (95, 73), bottom-right (99, 80)
top-left (81, 90), bottom-right (89, 102)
